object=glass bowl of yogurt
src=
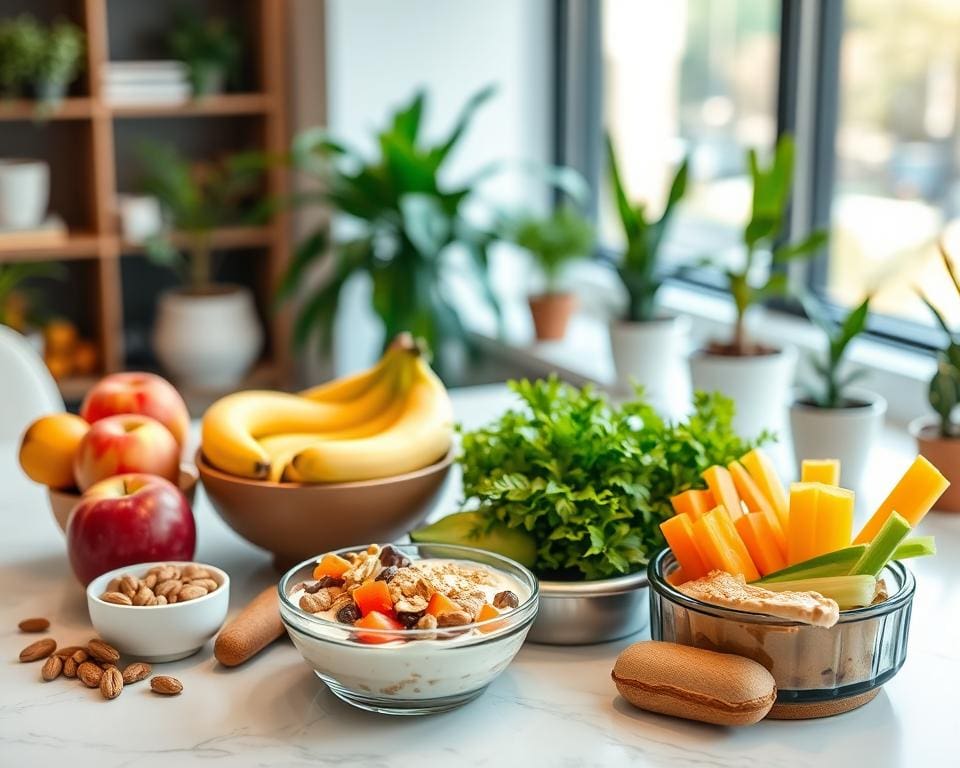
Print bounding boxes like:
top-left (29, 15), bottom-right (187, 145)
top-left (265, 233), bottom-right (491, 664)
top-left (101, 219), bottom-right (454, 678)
top-left (278, 542), bottom-right (539, 715)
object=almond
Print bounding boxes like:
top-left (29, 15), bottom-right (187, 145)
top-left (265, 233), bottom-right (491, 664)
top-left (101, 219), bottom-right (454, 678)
top-left (71, 648), bottom-right (89, 664)
top-left (182, 565), bottom-right (210, 580)
top-left (156, 566), bottom-right (179, 582)
top-left (189, 578), bottom-right (219, 593)
top-left (87, 639), bottom-right (120, 664)
top-left (99, 666), bottom-right (123, 700)
top-left (77, 661), bottom-right (103, 688)
top-left (143, 573), bottom-right (158, 589)
top-left (40, 655), bottom-right (63, 681)
top-left (155, 579), bottom-right (182, 598)
top-left (101, 591), bottom-right (133, 606)
top-left (54, 645), bottom-right (83, 658)
top-left (150, 675), bottom-right (182, 695)
top-left (106, 577), bottom-right (121, 593)
top-left (154, 595), bottom-right (168, 606)
top-left (63, 657), bottom-right (78, 677)
top-left (121, 661), bottom-right (151, 684)
top-left (19, 638), bottom-right (56, 662)
top-left (18, 617), bottom-right (50, 633)
top-left (120, 575), bottom-right (138, 598)
top-left (177, 584), bottom-right (208, 602)
top-left (132, 585), bottom-right (154, 606)
top-left (299, 593), bottom-right (325, 613)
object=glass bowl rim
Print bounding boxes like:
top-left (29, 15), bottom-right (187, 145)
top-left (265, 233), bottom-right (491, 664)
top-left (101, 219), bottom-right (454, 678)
top-left (278, 542), bottom-right (540, 642)
top-left (648, 548), bottom-right (915, 626)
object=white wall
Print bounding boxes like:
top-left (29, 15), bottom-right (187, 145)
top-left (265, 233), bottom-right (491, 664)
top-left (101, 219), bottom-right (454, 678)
top-left (317, 0), bottom-right (554, 377)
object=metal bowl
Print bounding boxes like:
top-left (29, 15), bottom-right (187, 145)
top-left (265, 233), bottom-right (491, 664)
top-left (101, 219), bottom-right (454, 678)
top-left (526, 570), bottom-right (649, 645)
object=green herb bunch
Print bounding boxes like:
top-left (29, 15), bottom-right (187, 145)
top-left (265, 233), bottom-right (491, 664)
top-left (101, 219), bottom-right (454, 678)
top-left (458, 378), bottom-right (764, 580)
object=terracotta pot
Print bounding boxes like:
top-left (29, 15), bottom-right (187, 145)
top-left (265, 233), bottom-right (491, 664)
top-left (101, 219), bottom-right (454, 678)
top-left (909, 417), bottom-right (960, 512)
top-left (529, 292), bottom-right (576, 341)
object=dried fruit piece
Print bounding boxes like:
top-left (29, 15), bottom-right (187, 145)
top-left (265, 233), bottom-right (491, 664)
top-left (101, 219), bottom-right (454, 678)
top-left (77, 661), bottom-right (103, 688)
top-left (18, 617), bottom-right (50, 633)
top-left (121, 662), bottom-right (152, 684)
top-left (375, 566), bottom-right (398, 583)
top-left (335, 603), bottom-right (360, 624)
top-left (378, 544), bottom-right (411, 569)
top-left (425, 592), bottom-right (459, 618)
top-left (87, 639), bottom-right (120, 664)
top-left (150, 675), bottom-right (183, 695)
top-left (354, 610), bottom-right (403, 644)
top-left (396, 610), bottom-right (425, 628)
top-left (19, 638), bottom-right (56, 662)
top-left (101, 591), bottom-right (133, 606)
top-left (41, 655), bottom-right (63, 681)
top-left (313, 553), bottom-right (352, 580)
top-left (353, 580), bottom-right (394, 617)
top-left (100, 666), bottom-right (123, 700)
top-left (493, 590), bottom-right (520, 609)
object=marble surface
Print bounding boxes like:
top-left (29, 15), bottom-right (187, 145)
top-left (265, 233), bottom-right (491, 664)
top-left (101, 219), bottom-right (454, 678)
top-left (2, 384), bottom-right (959, 768)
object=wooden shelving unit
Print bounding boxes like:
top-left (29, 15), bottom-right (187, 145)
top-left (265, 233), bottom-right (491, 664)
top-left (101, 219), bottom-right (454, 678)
top-left (0, 0), bottom-right (291, 402)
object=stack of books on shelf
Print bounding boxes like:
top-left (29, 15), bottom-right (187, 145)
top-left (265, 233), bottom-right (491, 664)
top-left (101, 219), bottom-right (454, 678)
top-left (102, 61), bottom-right (190, 106)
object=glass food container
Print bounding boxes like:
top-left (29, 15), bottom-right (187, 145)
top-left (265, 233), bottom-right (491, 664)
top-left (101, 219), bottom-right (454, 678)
top-left (648, 549), bottom-right (915, 719)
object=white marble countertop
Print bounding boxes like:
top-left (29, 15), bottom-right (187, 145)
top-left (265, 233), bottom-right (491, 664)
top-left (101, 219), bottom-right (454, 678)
top-left (2, 384), bottom-right (960, 768)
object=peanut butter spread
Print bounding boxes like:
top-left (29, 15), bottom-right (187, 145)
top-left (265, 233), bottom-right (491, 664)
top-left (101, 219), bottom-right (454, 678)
top-left (679, 571), bottom-right (840, 628)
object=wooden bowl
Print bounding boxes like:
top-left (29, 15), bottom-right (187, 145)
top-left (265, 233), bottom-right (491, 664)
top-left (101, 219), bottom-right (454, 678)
top-left (48, 464), bottom-right (200, 534)
top-left (195, 448), bottom-right (454, 570)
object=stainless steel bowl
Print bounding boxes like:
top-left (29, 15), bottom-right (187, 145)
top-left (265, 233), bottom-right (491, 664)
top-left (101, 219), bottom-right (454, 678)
top-left (526, 570), bottom-right (649, 645)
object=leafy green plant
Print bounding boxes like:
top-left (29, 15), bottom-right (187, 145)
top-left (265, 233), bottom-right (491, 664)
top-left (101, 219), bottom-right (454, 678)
top-left (508, 203), bottom-right (594, 294)
top-left (138, 141), bottom-right (262, 292)
top-left (606, 134), bottom-right (689, 321)
top-left (169, 10), bottom-right (240, 94)
top-left (712, 134), bottom-right (828, 355)
top-left (34, 20), bottom-right (84, 88)
top-left (919, 243), bottom-right (960, 437)
top-left (799, 293), bottom-right (871, 408)
top-left (278, 86), bottom-right (505, 380)
top-left (0, 15), bottom-right (44, 96)
top-left (457, 377), bottom-right (765, 580)
top-left (0, 262), bottom-right (63, 328)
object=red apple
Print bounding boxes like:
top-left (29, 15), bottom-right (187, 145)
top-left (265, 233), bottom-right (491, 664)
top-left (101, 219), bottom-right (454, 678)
top-left (67, 473), bottom-right (196, 585)
top-left (80, 372), bottom-right (190, 446)
top-left (73, 414), bottom-right (179, 491)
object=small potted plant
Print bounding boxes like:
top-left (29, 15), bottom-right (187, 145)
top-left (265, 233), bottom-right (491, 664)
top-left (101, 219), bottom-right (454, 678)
top-left (169, 11), bottom-right (240, 96)
top-left (690, 134), bottom-right (827, 438)
top-left (790, 294), bottom-right (884, 491)
top-left (913, 242), bottom-right (960, 512)
top-left (510, 203), bottom-right (595, 342)
top-left (0, 15), bottom-right (44, 98)
top-left (605, 133), bottom-right (689, 406)
top-left (32, 19), bottom-right (85, 106)
top-left (139, 141), bottom-right (264, 390)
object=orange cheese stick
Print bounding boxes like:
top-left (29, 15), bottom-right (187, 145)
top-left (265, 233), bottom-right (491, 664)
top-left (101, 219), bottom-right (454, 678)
top-left (801, 458), bottom-right (840, 485)
top-left (660, 514), bottom-right (709, 580)
top-left (728, 460), bottom-right (787, 556)
top-left (854, 456), bottom-right (949, 543)
top-left (703, 465), bottom-right (744, 520)
top-left (787, 482), bottom-right (820, 565)
top-left (740, 448), bottom-right (789, 528)
top-left (735, 512), bottom-right (787, 576)
top-left (814, 484), bottom-right (854, 555)
top-left (670, 489), bottom-right (715, 521)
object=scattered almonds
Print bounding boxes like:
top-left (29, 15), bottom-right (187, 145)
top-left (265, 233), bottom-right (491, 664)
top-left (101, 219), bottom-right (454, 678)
top-left (87, 639), bottom-right (120, 664)
top-left (150, 675), bottom-right (183, 695)
top-left (63, 656), bottom-right (78, 677)
top-left (99, 563), bottom-right (220, 607)
top-left (54, 645), bottom-right (83, 658)
top-left (121, 662), bottom-right (151, 684)
top-left (18, 617), bottom-right (50, 633)
top-left (40, 655), bottom-right (62, 681)
top-left (19, 638), bottom-right (56, 662)
top-left (99, 666), bottom-right (123, 700)
top-left (77, 661), bottom-right (103, 688)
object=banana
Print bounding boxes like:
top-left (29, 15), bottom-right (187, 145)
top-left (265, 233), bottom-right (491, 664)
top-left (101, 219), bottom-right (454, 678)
top-left (289, 356), bottom-right (453, 483)
top-left (202, 353), bottom-right (410, 479)
top-left (300, 332), bottom-right (416, 403)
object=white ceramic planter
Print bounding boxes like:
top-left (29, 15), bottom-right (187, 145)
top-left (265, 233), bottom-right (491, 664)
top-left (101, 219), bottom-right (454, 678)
top-left (608, 315), bottom-right (690, 411)
top-left (790, 390), bottom-right (886, 492)
top-left (689, 346), bottom-right (797, 440)
top-left (153, 285), bottom-right (263, 390)
top-left (0, 159), bottom-right (49, 229)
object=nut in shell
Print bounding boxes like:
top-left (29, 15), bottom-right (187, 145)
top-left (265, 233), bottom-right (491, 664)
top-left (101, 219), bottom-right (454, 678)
top-left (40, 655), bottom-right (63, 681)
top-left (100, 666), bottom-right (123, 700)
top-left (77, 661), bottom-right (103, 688)
top-left (121, 662), bottom-right (152, 684)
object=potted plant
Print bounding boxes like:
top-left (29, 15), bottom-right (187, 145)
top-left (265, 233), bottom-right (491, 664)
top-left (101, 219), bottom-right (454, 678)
top-left (508, 203), bottom-right (594, 342)
top-left (605, 133), bottom-right (689, 405)
top-left (0, 15), bottom-right (44, 98)
top-left (913, 242), bottom-right (960, 511)
top-left (790, 294), bottom-right (884, 491)
top-left (32, 20), bottom-right (84, 106)
top-left (139, 141), bottom-right (264, 390)
top-left (689, 134), bottom-right (828, 438)
top-left (169, 11), bottom-right (240, 97)
top-left (0, 261), bottom-right (62, 352)
top-left (279, 87), bottom-right (505, 382)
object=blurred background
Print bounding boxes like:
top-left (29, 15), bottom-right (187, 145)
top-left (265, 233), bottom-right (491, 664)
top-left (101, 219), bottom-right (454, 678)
top-left (1, 0), bottom-right (958, 421)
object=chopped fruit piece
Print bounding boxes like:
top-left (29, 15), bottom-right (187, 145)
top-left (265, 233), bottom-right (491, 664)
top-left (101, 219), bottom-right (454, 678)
top-left (740, 448), bottom-right (789, 528)
top-left (660, 514), bottom-right (709, 580)
top-left (735, 512), bottom-right (787, 576)
top-left (788, 483), bottom-right (820, 565)
top-left (851, 512), bottom-right (911, 577)
top-left (758, 544), bottom-right (867, 583)
top-left (854, 456), bottom-right (949, 544)
top-left (353, 580), bottom-right (394, 617)
top-left (313, 553), bottom-right (352, 580)
top-left (354, 611), bottom-right (403, 643)
top-left (703, 465), bottom-right (744, 520)
top-left (425, 591), bottom-right (459, 617)
top-left (475, 603), bottom-right (504, 633)
top-left (670, 489), bottom-right (715, 520)
top-left (814, 485), bottom-right (854, 556)
top-left (728, 460), bottom-right (786, 555)
top-left (692, 507), bottom-right (759, 581)
top-left (801, 458), bottom-right (840, 485)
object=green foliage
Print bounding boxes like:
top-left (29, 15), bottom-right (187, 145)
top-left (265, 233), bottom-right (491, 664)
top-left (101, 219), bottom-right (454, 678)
top-left (35, 20), bottom-right (84, 85)
top-left (457, 378), bottom-right (766, 580)
top-left (606, 134), bottom-right (689, 321)
top-left (280, 86), bottom-right (505, 380)
top-left (0, 262), bottom-right (64, 327)
top-left (0, 15), bottom-right (45, 95)
top-left (137, 141), bottom-right (263, 291)
top-left (169, 10), bottom-right (241, 94)
top-left (507, 203), bottom-right (595, 294)
top-left (712, 134), bottom-right (828, 354)
top-left (800, 293), bottom-right (871, 408)
top-left (918, 244), bottom-right (960, 437)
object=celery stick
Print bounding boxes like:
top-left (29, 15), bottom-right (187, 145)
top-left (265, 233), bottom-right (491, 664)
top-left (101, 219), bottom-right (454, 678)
top-left (891, 536), bottom-right (936, 561)
top-left (756, 545), bottom-right (867, 584)
top-left (761, 575), bottom-right (877, 610)
top-left (851, 512), bottom-right (911, 577)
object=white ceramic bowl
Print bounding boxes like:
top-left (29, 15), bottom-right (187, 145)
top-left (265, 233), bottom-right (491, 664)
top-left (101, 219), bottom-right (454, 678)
top-left (86, 561), bottom-right (230, 662)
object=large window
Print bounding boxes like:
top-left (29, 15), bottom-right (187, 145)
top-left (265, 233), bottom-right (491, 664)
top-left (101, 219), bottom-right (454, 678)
top-left (576, 0), bottom-right (960, 346)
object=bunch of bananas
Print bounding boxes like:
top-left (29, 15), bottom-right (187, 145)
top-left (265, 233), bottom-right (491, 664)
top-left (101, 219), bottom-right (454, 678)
top-left (200, 336), bottom-right (453, 483)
